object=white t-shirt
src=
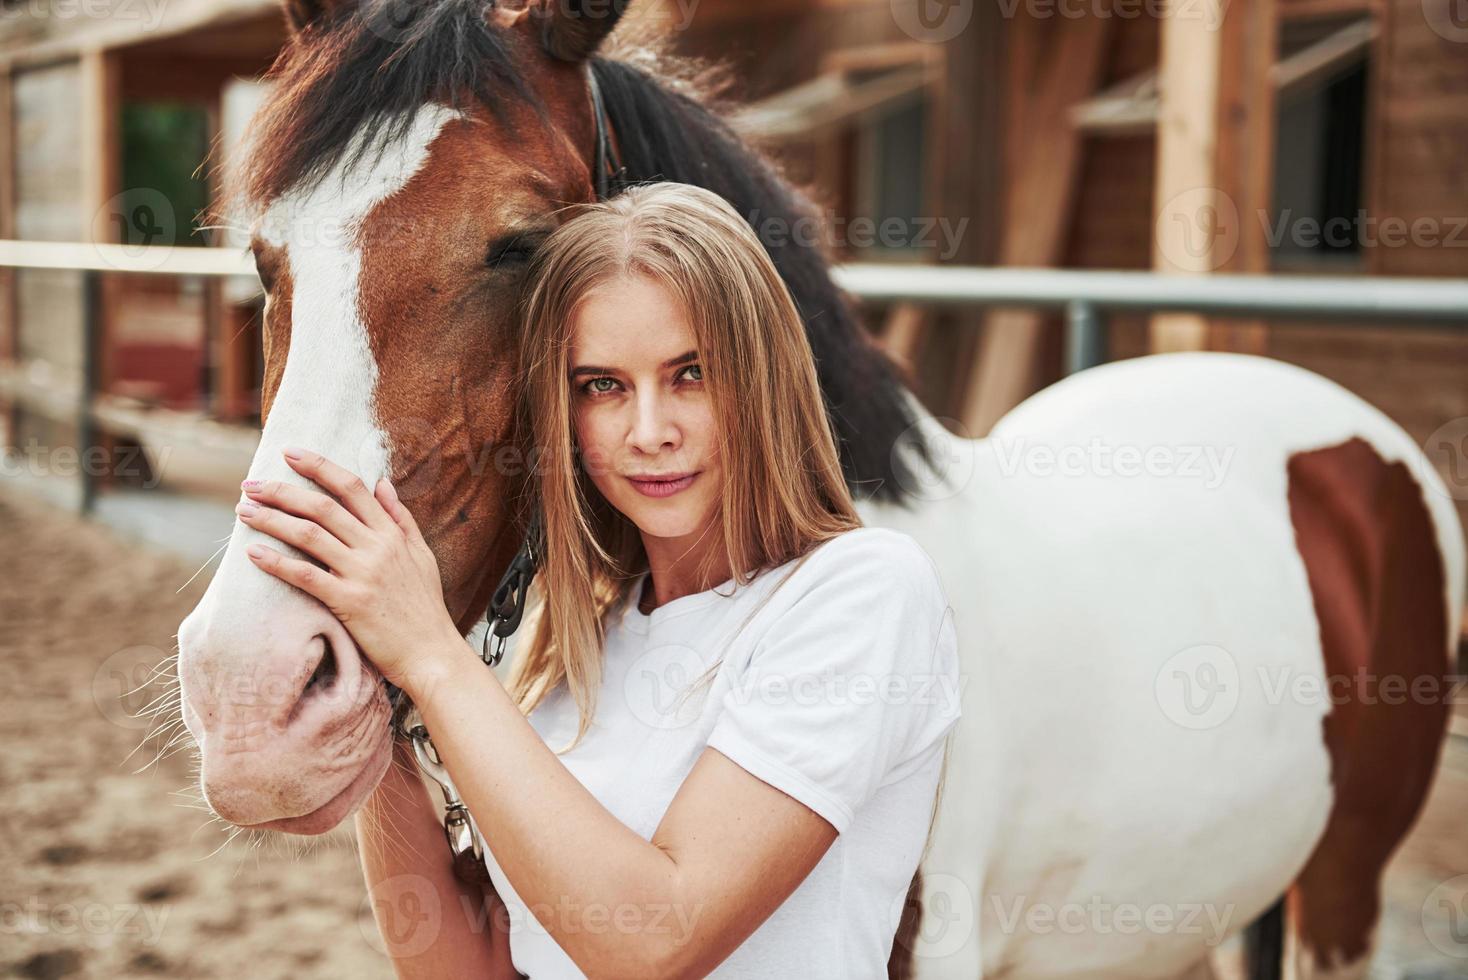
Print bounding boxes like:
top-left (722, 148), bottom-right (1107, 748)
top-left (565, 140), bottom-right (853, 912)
top-left (482, 526), bottom-right (963, 978)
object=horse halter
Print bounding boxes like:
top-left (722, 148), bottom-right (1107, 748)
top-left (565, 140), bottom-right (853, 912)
top-left (392, 65), bottom-right (626, 886)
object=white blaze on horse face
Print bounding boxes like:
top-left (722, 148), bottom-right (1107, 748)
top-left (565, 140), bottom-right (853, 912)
top-left (253, 106), bottom-right (462, 488)
top-left (178, 106), bottom-right (460, 748)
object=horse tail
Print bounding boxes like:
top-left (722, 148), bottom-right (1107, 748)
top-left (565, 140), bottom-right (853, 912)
top-left (1243, 896), bottom-right (1286, 980)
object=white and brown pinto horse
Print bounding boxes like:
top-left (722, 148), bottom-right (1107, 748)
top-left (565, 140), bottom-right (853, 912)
top-left (174, 1), bottom-right (1466, 977)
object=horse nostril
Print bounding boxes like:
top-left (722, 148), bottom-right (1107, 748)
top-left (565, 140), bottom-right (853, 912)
top-left (285, 634), bottom-right (340, 728)
top-left (306, 634), bottom-right (339, 695)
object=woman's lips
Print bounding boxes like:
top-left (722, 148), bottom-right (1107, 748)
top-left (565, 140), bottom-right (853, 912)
top-left (626, 472), bottom-right (699, 498)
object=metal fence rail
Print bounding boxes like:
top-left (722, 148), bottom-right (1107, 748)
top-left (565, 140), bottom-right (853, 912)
top-left (832, 263), bottom-right (1468, 375)
top-left (1, 242), bottom-right (1465, 511)
top-left (0, 240), bottom-right (257, 278)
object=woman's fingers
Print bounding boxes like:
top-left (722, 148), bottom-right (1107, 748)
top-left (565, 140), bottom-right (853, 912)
top-left (375, 478), bottom-right (426, 545)
top-left (244, 542), bottom-right (350, 611)
top-left (236, 499), bottom-right (354, 571)
top-left (280, 447), bottom-right (398, 535)
top-left (242, 478), bottom-right (371, 549)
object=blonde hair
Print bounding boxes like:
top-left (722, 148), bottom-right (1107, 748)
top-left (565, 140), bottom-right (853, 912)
top-left (506, 182), bottom-right (863, 749)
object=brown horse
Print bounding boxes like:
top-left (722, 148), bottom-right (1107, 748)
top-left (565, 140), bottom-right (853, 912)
top-left (173, 1), bottom-right (1465, 977)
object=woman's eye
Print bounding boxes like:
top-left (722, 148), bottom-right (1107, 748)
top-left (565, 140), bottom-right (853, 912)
top-left (581, 377), bottom-right (620, 395)
top-left (679, 364), bottom-right (703, 383)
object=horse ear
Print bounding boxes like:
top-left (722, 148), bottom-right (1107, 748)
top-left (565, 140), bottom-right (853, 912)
top-left (282, 0), bottom-right (354, 35)
top-left (528, 0), bottom-right (628, 62)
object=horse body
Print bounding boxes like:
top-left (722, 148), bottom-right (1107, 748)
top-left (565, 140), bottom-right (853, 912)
top-left (863, 353), bottom-right (1464, 978)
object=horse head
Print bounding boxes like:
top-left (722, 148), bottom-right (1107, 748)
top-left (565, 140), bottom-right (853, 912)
top-left (176, 0), bottom-right (623, 833)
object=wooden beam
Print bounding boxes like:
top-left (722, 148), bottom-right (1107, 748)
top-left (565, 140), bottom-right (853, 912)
top-left (118, 54), bottom-right (278, 101)
top-left (0, 65), bottom-right (14, 449)
top-left (1150, 0), bottom-right (1278, 353)
top-left (201, 88), bottom-right (256, 424)
top-left (1071, 69), bottom-right (1160, 136)
top-left (959, 11), bottom-right (1111, 436)
top-left (924, 5), bottom-right (1005, 427)
top-left (1277, 0), bottom-right (1372, 20)
top-left (1074, 19), bottom-right (1372, 138)
top-left (81, 48), bottom-right (122, 243)
top-left (1360, 0), bottom-right (1389, 278)
top-left (0, 0), bottom-right (281, 71)
top-left (732, 64), bottom-right (930, 142)
top-left (1270, 18), bottom-right (1375, 98)
top-left (876, 302), bottom-right (926, 379)
top-left (81, 48), bottom-right (123, 483)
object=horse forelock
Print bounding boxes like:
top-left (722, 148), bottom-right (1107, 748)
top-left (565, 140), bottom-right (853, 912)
top-left (233, 0), bottom-right (544, 213)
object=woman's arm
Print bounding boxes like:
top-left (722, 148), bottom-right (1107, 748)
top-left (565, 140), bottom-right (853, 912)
top-left (407, 647), bottom-right (839, 980)
top-left (355, 739), bottom-right (522, 979)
top-left (233, 453), bottom-right (843, 976)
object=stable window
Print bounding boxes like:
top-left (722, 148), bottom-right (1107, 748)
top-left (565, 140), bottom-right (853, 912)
top-left (1269, 17), bottom-right (1373, 269)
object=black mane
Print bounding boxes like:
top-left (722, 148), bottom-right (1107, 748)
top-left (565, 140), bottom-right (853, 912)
top-left (237, 0), bottom-right (934, 506)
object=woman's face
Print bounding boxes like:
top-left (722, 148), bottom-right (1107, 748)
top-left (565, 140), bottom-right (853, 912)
top-left (568, 273), bottom-right (724, 546)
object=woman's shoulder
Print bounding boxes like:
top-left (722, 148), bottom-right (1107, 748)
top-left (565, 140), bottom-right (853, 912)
top-left (806, 525), bottom-right (941, 574)
top-left (787, 526), bottom-right (949, 609)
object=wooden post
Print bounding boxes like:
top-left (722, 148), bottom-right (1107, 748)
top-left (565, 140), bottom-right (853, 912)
top-left (959, 11), bottom-right (1111, 436)
top-left (1150, 0), bottom-right (1277, 353)
top-left (81, 49), bottom-right (122, 249)
top-left (80, 48), bottom-right (122, 494)
top-left (0, 65), bottom-right (16, 451)
top-left (80, 268), bottom-right (101, 514)
top-left (202, 88), bottom-right (254, 424)
top-left (928, 0), bottom-right (1005, 427)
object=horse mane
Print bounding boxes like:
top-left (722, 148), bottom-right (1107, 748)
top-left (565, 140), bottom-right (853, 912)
top-left (231, 0), bottom-right (934, 506)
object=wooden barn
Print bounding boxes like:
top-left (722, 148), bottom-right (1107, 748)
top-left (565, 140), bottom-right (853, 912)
top-left (0, 0), bottom-right (1464, 534)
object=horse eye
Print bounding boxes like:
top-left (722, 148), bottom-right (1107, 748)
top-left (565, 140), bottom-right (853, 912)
top-left (485, 234), bottom-right (542, 270)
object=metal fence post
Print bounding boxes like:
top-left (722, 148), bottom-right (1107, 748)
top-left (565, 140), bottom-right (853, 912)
top-left (1064, 299), bottom-right (1106, 375)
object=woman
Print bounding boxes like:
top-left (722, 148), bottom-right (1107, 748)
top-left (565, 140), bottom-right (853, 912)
top-left (237, 181), bottom-right (962, 977)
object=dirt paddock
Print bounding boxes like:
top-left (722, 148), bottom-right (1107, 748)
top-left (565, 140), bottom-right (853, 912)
top-left (2, 484), bottom-right (1465, 979)
top-left (0, 487), bottom-right (392, 980)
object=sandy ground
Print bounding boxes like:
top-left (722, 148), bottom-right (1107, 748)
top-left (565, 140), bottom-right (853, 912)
top-left (0, 487), bottom-right (392, 980)
top-left (1, 482), bottom-right (1465, 979)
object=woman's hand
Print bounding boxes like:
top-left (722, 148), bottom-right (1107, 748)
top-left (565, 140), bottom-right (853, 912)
top-left (237, 446), bottom-right (464, 690)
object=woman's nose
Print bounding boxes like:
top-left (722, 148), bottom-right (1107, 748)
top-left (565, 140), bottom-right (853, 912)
top-left (628, 390), bottom-right (679, 454)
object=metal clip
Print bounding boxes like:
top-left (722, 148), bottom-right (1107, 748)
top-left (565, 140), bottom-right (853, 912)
top-left (398, 511), bottom-right (543, 883)
top-left (483, 512), bottom-right (543, 668)
top-left (408, 720), bottom-right (491, 884)
top-left (486, 552), bottom-right (534, 666)
top-left (408, 723), bottom-right (455, 798)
